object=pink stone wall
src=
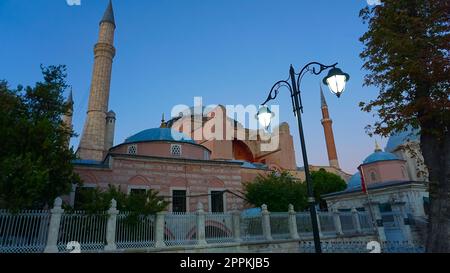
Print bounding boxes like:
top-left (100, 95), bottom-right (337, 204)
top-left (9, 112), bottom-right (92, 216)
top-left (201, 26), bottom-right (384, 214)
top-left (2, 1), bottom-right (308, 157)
top-left (110, 141), bottom-right (210, 160)
top-left (361, 160), bottom-right (409, 186)
top-left (74, 156), bottom-right (244, 212)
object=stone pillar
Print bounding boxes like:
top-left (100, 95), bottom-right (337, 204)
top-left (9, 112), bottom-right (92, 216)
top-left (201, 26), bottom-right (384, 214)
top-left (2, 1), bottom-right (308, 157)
top-left (364, 201), bottom-right (386, 241)
top-left (154, 212), bottom-right (166, 248)
top-left (105, 199), bottom-right (118, 251)
top-left (392, 202), bottom-right (413, 242)
top-left (232, 210), bottom-right (242, 242)
top-left (44, 197), bottom-right (64, 253)
top-left (288, 204), bottom-right (299, 240)
top-left (196, 202), bottom-right (207, 245)
top-left (351, 207), bottom-right (362, 234)
top-left (332, 209), bottom-right (344, 236)
top-left (261, 204), bottom-right (272, 241)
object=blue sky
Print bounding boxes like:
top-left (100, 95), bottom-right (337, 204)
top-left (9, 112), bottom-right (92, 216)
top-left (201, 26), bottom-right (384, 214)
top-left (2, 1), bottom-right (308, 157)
top-left (0, 0), bottom-right (386, 174)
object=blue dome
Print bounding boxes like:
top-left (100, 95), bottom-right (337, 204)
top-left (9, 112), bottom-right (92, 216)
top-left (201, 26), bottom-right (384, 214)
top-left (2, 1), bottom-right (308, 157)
top-left (363, 151), bottom-right (399, 164)
top-left (124, 128), bottom-right (196, 144)
top-left (385, 126), bottom-right (420, 153)
top-left (347, 172), bottom-right (362, 190)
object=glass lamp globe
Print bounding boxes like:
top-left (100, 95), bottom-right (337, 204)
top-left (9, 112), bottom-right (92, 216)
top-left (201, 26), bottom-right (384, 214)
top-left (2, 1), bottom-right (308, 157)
top-left (256, 106), bottom-right (274, 129)
top-left (322, 67), bottom-right (350, 98)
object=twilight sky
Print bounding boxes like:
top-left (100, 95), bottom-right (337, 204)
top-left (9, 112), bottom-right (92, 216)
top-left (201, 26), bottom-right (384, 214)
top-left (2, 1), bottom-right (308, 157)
top-left (0, 0), bottom-right (388, 174)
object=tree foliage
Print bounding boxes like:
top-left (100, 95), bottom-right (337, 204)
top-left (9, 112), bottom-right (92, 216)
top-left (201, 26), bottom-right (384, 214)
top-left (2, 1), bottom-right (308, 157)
top-left (311, 169), bottom-right (347, 209)
top-left (0, 65), bottom-right (80, 210)
top-left (244, 172), bottom-right (307, 212)
top-left (244, 170), bottom-right (347, 212)
top-left (68, 185), bottom-right (169, 223)
top-left (359, 0), bottom-right (450, 252)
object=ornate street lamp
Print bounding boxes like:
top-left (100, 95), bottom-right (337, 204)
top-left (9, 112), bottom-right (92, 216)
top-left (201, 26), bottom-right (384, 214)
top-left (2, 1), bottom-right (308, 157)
top-left (256, 62), bottom-right (350, 253)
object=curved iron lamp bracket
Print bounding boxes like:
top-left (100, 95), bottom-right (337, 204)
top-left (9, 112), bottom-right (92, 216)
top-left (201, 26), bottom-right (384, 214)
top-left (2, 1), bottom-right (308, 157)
top-left (261, 80), bottom-right (293, 106)
top-left (296, 62), bottom-right (338, 92)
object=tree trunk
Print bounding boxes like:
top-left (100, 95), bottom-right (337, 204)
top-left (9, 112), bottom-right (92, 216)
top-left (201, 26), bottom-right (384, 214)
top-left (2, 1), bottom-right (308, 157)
top-left (422, 129), bottom-right (450, 253)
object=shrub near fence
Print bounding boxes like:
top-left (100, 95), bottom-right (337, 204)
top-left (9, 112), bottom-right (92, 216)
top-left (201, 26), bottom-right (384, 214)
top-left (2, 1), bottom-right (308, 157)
top-left (116, 213), bottom-right (155, 249)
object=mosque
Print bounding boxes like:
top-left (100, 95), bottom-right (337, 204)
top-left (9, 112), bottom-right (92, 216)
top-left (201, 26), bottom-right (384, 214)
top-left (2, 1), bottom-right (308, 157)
top-left (64, 1), bottom-right (428, 215)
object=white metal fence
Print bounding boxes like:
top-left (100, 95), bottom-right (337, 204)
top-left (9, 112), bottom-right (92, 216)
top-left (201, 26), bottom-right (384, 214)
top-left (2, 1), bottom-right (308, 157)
top-left (318, 212), bottom-right (336, 235)
top-left (1, 200), bottom-right (416, 253)
top-left (0, 210), bottom-right (50, 253)
top-left (339, 212), bottom-right (357, 235)
top-left (240, 214), bottom-right (264, 242)
top-left (164, 212), bottom-right (197, 246)
top-left (116, 213), bottom-right (155, 249)
top-left (270, 213), bottom-right (290, 240)
top-left (205, 213), bottom-right (234, 244)
top-left (57, 211), bottom-right (107, 252)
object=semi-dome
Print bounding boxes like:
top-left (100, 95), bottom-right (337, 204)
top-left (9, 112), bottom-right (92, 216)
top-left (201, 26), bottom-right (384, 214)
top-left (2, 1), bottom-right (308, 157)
top-left (385, 126), bottom-right (420, 153)
top-left (124, 128), bottom-right (196, 144)
top-left (363, 151), bottom-right (399, 164)
top-left (347, 172), bottom-right (362, 190)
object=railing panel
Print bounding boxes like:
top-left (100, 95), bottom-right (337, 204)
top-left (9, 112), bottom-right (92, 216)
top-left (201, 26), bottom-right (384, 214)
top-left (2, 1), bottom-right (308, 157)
top-left (164, 213), bottom-right (197, 246)
top-left (240, 214), bottom-right (264, 242)
top-left (115, 213), bottom-right (155, 249)
top-left (318, 212), bottom-right (336, 235)
top-left (0, 210), bottom-right (50, 253)
top-left (296, 212), bottom-right (313, 236)
top-left (57, 211), bottom-right (107, 252)
top-left (270, 213), bottom-right (290, 240)
top-left (339, 212), bottom-right (356, 235)
top-left (205, 213), bottom-right (234, 244)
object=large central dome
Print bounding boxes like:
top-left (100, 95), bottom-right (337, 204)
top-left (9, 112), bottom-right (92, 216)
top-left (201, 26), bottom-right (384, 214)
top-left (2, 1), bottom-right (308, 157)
top-left (124, 128), bottom-right (196, 144)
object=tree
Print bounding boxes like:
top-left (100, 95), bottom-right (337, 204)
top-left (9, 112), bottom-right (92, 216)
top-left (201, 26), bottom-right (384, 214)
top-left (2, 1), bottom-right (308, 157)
top-left (70, 185), bottom-right (169, 223)
top-left (244, 171), bottom-right (307, 212)
top-left (358, 0), bottom-right (449, 252)
top-left (0, 65), bottom-right (80, 210)
top-left (311, 169), bottom-right (347, 210)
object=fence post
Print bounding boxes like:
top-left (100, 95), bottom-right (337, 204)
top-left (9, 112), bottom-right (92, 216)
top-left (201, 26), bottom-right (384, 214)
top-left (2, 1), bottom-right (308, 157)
top-left (44, 197), bottom-right (64, 253)
top-left (332, 209), bottom-right (344, 236)
top-left (196, 202), bottom-right (207, 246)
top-left (288, 204), bottom-right (299, 240)
top-left (105, 199), bottom-right (118, 251)
top-left (154, 211), bottom-right (166, 248)
top-left (232, 210), bottom-right (242, 242)
top-left (351, 208), bottom-right (362, 234)
top-left (261, 204), bottom-right (272, 241)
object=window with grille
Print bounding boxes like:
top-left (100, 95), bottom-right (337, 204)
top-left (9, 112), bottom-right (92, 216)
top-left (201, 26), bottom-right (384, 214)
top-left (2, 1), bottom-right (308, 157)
top-left (210, 191), bottom-right (224, 213)
top-left (171, 144), bottom-right (182, 156)
top-left (172, 190), bottom-right (186, 213)
top-left (127, 144), bottom-right (137, 155)
top-left (129, 188), bottom-right (146, 196)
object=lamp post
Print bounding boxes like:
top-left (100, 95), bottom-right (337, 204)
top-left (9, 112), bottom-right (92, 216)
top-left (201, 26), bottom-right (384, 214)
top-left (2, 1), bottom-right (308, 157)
top-left (256, 62), bottom-right (349, 253)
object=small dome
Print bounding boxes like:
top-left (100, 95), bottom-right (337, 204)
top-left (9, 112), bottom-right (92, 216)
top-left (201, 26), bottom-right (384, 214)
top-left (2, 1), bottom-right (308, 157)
top-left (124, 128), bottom-right (195, 144)
top-left (106, 110), bottom-right (116, 118)
top-left (385, 126), bottom-right (420, 153)
top-left (347, 172), bottom-right (362, 190)
top-left (363, 151), bottom-right (398, 164)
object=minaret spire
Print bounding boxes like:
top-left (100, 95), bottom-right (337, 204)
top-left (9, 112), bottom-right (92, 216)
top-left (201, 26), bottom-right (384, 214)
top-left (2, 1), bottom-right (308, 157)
top-left (320, 84), bottom-right (340, 169)
top-left (77, 0), bottom-right (117, 161)
top-left (100, 0), bottom-right (115, 27)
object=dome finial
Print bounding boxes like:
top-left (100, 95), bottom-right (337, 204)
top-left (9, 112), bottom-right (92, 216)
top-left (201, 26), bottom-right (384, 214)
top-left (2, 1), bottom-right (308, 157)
top-left (160, 113), bottom-right (167, 128)
top-left (375, 140), bottom-right (382, 152)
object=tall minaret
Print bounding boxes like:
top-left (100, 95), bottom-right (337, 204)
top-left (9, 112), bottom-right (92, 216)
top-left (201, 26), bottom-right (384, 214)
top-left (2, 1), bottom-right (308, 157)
top-left (320, 85), bottom-right (340, 169)
top-left (77, 0), bottom-right (116, 161)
